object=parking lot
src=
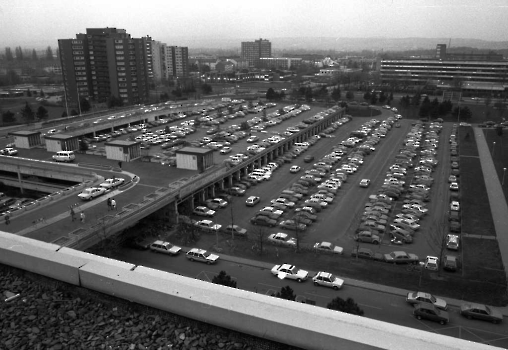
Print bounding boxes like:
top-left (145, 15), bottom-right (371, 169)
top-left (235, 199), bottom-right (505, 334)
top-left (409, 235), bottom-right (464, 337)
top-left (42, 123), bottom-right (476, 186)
top-left (187, 110), bottom-right (461, 271)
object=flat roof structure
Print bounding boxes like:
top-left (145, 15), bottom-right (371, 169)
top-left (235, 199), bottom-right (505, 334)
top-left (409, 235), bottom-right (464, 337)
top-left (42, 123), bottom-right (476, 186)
top-left (176, 147), bottom-right (214, 155)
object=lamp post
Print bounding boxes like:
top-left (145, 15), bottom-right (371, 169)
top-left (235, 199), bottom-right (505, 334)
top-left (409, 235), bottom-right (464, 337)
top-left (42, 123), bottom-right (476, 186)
top-left (503, 168), bottom-right (507, 186)
top-left (492, 142), bottom-right (496, 158)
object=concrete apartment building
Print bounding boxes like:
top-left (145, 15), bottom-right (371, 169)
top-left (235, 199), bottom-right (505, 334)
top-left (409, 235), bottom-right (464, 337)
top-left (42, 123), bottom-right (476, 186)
top-left (146, 42), bottom-right (189, 83)
top-left (241, 38), bottom-right (272, 68)
top-left (58, 27), bottom-right (150, 106)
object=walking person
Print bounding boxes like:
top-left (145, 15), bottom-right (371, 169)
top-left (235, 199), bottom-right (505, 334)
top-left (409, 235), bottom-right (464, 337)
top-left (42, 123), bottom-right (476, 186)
top-left (110, 198), bottom-right (117, 211)
top-left (80, 211), bottom-right (85, 224)
top-left (70, 207), bottom-right (76, 221)
top-left (5, 214), bottom-right (10, 226)
top-left (107, 197), bottom-right (112, 211)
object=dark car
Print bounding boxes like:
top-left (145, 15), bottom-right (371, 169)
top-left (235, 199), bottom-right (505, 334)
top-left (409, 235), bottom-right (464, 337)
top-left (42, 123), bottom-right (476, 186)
top-left (413, 304), bottom-right (449, 325)
top-left (303, 155), bottom-right (315, 163)
top-left (250, 215), bottom-right (276, 227)
top-left (125, 236), bottom-right (150, 250)
top-left (351, 248), bottom-right (385, 261)
top-left (460, 303), bottom-right (503, 324)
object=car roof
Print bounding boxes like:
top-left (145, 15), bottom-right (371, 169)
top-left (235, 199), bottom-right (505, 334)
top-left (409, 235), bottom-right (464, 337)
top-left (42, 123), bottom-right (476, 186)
top-left (188, 248), bottom-right (206, 254)
top-left (316, 271), bottom-right (332, 278)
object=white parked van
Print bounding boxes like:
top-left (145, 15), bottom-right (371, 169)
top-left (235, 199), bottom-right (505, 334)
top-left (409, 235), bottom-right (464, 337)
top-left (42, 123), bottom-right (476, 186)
top-left (52, 151), bottom-right (75, 162)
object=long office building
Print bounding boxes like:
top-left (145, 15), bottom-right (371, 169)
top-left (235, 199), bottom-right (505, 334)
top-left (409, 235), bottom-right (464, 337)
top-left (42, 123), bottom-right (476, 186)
top-left (381, 44), bottom-right (508, 94)
top-left (241, 38), bottom-right (272, 68)
top-left (58, 27), bottom-right (150, 106)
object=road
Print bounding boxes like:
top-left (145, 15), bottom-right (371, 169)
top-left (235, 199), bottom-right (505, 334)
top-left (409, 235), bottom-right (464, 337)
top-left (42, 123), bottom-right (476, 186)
top-left (110, 246), bottom-right (508, 348)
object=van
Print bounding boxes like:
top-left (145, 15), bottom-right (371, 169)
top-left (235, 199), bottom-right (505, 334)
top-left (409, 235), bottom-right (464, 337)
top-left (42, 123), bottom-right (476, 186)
top-left (53, 151), bottom-right (75, 162)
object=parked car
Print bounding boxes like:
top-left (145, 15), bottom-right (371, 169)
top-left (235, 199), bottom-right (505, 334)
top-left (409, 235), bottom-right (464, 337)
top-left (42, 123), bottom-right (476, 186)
top-left (351, 248), bottom-right (385, 261)
top-left (354, 231), bottom-right (380, 244)
top-left (460, 303), bottom-right (503, 324)
top-left (224, 224), bottom-right (247, 237)
top-left (250, 215), bottom-right (277, 227)
top-left (149, 240), bottom-right (182, 255)
top-left (193, 206), bottom-right (215, 217)
top-left (312, 271), bottom-right (344, 290)
top-left (413, 304), bottom-right (449, 325)
top-left (268, 232), bottom-right (297, 246)
top-left (186, 248), bottom-right (219, 264)
top-left (384, 251), bottom-right (419, 264)
top-left (271, 263), bottom-right (308, 282)
top-left (443, 255), bottom-right (459, 272)
top-left (313, 242), bottom-right (343, 254)
top-left (194, 219), bottom-right (221, 232)
top-left (279, 220), bottom-right (307, 231)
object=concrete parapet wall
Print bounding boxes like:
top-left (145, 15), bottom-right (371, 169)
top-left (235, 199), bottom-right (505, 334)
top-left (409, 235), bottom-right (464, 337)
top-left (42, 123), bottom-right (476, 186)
top-left (0, 234), bottom-right (492, 350)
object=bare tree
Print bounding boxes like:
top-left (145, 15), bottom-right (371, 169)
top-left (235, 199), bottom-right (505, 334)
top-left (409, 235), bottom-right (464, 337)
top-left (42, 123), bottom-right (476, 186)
top-left (252, 226), bottom-right (267, 256)
top-left (424, 217), bottom-right (449, 276)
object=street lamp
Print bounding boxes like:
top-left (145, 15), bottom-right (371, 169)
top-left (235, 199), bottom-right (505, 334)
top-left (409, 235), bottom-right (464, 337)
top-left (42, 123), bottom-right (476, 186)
top-left (493, 142), bottom-right (496, 158)
top-left (503, 168), bottom-right (507, 186)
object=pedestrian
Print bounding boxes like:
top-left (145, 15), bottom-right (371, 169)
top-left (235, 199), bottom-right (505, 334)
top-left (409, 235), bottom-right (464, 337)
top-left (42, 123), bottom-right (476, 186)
top-left (80, 212), bottom-right (85, 223)
top-left (118, 161), bottom-right (122, 169)
top-left (5, 214), bottom-right (10, 225)
top-left (107, 198), bottom-right (112, 211)
top-left (70, 207), bottom-right (76, 221)
top-left (110, 198), bottom-right (117, 211)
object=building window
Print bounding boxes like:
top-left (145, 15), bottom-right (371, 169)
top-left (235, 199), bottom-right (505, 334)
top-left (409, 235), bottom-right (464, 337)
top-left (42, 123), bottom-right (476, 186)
top-left (118, 78), bottom-right (127, 82)
top-left (115, 39), bottom-right (123, 44)
top-left (119, 83), bottom-right (127, 87)
top-left (117, 67), bottom-right (126, 71)
top-left (116, 56), bottom-right (124, 60)
top-left (119, 89), bottom-right (127, 93)
top-left (120, 94), bottom-right (128, 98)
top-left (74, 61), bottom-right (85, 65)
top-left (118, 72), bottom-right (126, 76)
top-left (73, 56), bottom-right (84, 60)
top-left (117, 62), bottom-right (125, 66)
top-left (116, 51), bottom-right (124, 55)
top-left (115, 45), bottom-right (123, 49)
top-left (72, 40), bottom-right (83, 44)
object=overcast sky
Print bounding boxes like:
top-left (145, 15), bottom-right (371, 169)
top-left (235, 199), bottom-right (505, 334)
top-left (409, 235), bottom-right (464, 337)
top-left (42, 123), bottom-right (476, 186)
top-left (2, 0), bottom-right (508, 49)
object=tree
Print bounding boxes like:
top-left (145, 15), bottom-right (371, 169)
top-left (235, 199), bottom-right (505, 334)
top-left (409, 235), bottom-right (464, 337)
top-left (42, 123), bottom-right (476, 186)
top-left (70, 109), bottom-right (79, 116)
top-left (240, 121), bottom-right (250, 131)
top-left (212, 270), bottom-right (237, 288)
top-left (2, 110), bottom-right (15, 123)
top-left (369, 92), bottom-right (378, 105)
top-left (363, 91), bottom-right (371, 102)
top-left (378, 91), bottom-right (387, 104)
top-left (107, 95), bottom-right (123, 108)
top-left (496, 126), bottom-right (503, 137)
top-left (61, 111), bottom-right (68, 118)
top-left (36, 106), bottom-right (48, 120)
top-left (327, 297), bottom-right (364, 316)
top-left (266, 87), bottom-right (277, 101)
top-left (275, 286), bottom-right (296, 301)
top-left (411, 94), bottom-right (421, 107)
top-left (453, 106), bottom-right (472, 121)
top-left (331, 87), bottom-right (341, 102)
top-left (201, 83), bottom-right (212, 94)
top-left (32, 49), bottom-right (38, 61)
top-left (5, 47), bottom-right (13, 61)
top-left (46, 46), bottom-right (54, 61)
top-left (305, 87), bottom-right (313, 103)
top-left (20, 102), bottom-right (35, 123)
top-left (80, 98), bottom-right (91, 113)
top-left (345, 91), bottom-right (355, 101)
top-left (26, 89), bottom-right (32, 97)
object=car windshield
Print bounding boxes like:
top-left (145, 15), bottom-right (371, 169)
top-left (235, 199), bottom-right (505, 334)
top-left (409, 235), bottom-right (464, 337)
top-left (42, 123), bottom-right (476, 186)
top-left (203, 252), bottom-right (211, 258)
top-left (430, 295), bottom-right (436, 303)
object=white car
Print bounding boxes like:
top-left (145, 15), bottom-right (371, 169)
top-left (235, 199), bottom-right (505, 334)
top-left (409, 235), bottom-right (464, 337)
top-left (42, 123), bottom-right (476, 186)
top-left (186, 248), bottom-right (219, 264)
top-left (268, 232), bottom-right (297, 247)
top-left (194, 220), bottom-right (222, 231)
top-left (359, 179), bottom-right (371, 188)
top-left (193, 206), bottom-right (216, 217)
top-left (290, 165), bottom-right (301, 173)
top-left (210, 198), bottom-right (228, 208)
top-left (100, 177), bottom-right (125, 189)
top-left (78, 187), bottom-right (106, 201)
top-left (220, 147), bottom-right (232, 154)
top-left (312, 271), bottom-right (344, 290)
top-left (313, 242), bottom-right (343, 254)
top-left (450, 201), bottom-right (460, 211)
top-left (271, 198), bottom-right (295, 208)
top-left (1, 147), bottom-right (18, 156)
top-left (271, 263), bottom-right (308, 282)
top-left (260, 207), bottom-right (284, 217)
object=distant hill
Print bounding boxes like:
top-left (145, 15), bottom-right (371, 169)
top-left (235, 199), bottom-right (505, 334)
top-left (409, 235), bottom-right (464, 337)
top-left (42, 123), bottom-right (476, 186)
top-left (166, 36), bottom-right (508, 52)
